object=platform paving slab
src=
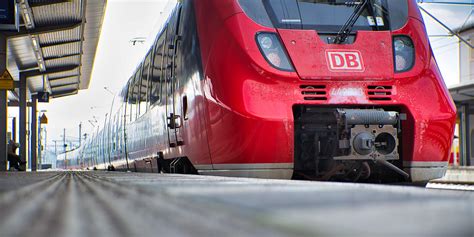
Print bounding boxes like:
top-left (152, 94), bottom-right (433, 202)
top-left (0, 171), bottom-right (473, 237)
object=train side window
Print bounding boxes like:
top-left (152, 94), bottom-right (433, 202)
top-left (150, 27), bottom-right (167, 105)
top-left (165, 7), bottom-right (181, 98)
top-left (127, 79), bottom-right (134, 122)
top-left (130, 80), bottom-right (135, 122)
top-left (129, 76), bottom-right (138, 122)
top-left (143, 49), bottom-right (153, 110)
top-left (133, 66), bottom-right (142, 120)
top-left (140, 51), bottom-right (152, 115)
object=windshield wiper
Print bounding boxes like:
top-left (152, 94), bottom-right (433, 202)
top-left (333, 0), bottom-right (370, 44)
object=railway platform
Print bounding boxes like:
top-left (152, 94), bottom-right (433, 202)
top-left (427, 167), bottom-right (474, 191)
top-left (0, 172), bottom-right (473, 237)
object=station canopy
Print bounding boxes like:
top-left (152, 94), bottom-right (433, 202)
top-left (6, 0), bottom-right (106, 100)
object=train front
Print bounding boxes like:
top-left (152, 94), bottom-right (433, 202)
top-left (199, 0), bottom-right (456, 182)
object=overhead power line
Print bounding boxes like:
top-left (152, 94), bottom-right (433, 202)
top-left (419, 6), bottom-right (474, 49)
top-left (418, 0), bottom-right (474, 5)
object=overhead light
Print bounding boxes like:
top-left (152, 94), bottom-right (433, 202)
top-left (20, 0), bottom-right (35, 29)
top-left (30, 35), bottom-right (46, 72)
top-left (24, 11), bottom-right (32, 27)
top-left (39, 61), bottom-right (46, 72)
top-left (31, 36), bottom-right (39, 50)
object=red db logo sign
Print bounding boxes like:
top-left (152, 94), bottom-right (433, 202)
top-left (326, 50), bottom-right (365, 72)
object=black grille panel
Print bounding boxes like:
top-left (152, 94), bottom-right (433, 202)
top-left (301, 85), bottom-right (327, 101)
top-left (367, 85), bottom-right (393, 101)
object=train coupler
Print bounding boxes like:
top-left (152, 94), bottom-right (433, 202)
top-left (333, 109), bottom-right (404, 162)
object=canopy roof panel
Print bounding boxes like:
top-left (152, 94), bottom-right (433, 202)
top-left (6, 0), bottom-right (107, 99)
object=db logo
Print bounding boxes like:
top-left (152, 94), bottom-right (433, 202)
top-left (326, 50), bottom-right (365, 72)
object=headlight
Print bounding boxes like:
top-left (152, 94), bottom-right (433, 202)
top-left (256, 33), bottom-right (294, 71)
top-left (393, 36), bottom-right (414, 73)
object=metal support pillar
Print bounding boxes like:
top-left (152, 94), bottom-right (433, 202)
top-left (459, 104), bottom-right (471, 166)
top-left (38, 118), bottom-right (42, 170)
top-left (19, 73), bottom-right (27, 170)
top-left (0, 34), bottom-right (8, 171)
top-left (31, 96), bottom-right (37, 171)
top-left (12, 117), bottom-right (16, 142)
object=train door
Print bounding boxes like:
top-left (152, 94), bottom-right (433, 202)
top-left (165, 5), bottom-right (183, 148)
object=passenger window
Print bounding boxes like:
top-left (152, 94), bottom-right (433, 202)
top-left (133, 68), bottom-right (141, 119)
top-left (150, 28), bottom-right (167, 105)
top-left (142, 50), bottom-right (153, 111)
top-left (127, 80), bottom-right (134, 122)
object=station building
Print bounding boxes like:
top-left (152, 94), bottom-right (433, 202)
top-left (449, 23), bottom-right (474, 166)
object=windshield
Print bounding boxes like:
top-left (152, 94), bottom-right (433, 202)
top-left (238, 0), bottom-right (408, 32)
top-left (264, 0), bottom-right (389, 32)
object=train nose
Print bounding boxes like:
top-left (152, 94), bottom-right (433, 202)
top-left (278, 30), bottom-right (395, 80)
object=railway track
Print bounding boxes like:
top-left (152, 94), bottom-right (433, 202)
top-left (0, 171), bottom-right (473, 237)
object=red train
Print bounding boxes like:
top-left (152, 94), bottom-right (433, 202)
top-left (74, 0), bottom-right (456, 182)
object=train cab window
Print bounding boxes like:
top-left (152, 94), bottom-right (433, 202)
top-left (240, 0), bottom-right (408, 32)
top-left (150, 28), bottom-right (167, 105)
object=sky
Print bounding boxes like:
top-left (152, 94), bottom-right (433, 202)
top-left (420, 3), bottom-right (473, 86)
top-left (35, 1), bottom-right (472, 151)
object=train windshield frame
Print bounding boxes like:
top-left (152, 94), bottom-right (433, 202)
top-left (238, 0), bottom-right (409, 32)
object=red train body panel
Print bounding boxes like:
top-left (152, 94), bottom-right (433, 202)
top-left (74, 0), bottom-right (455, 182)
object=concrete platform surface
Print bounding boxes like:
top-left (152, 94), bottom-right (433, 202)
top-left (433, 167), bottom-right (474, 184)
top-left (0, 172), bottom-right (473, 237)
top-left (427, 167), bottom-right (474, 191)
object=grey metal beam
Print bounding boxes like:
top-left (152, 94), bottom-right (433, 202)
top-left (7, 22), bottom-right (82, 39)
top-left (30, 0), bottom-right (73, 8)
top-left (51, 82), bottom-right (79, 89)
top-left (0, 34), bottom-right (7, 171)
top-left (52, 89), bottom-right (78, 98)
top-left (49, 75), bottom-right (81, 81)
top-left (9, 87), bottom-right (20, 100)
top-left (22, 65), bottom-right (80, 78)
top-left (19, 73), bottom-right (27, 171)
top-left (31, 96), bottom-right (37, 171)
top-left (40, 39), bottom-right (83, 48)
top-left (8, 101), bottom-right (33, 107)
top-left (44, 53), bottom-right (82, 61)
